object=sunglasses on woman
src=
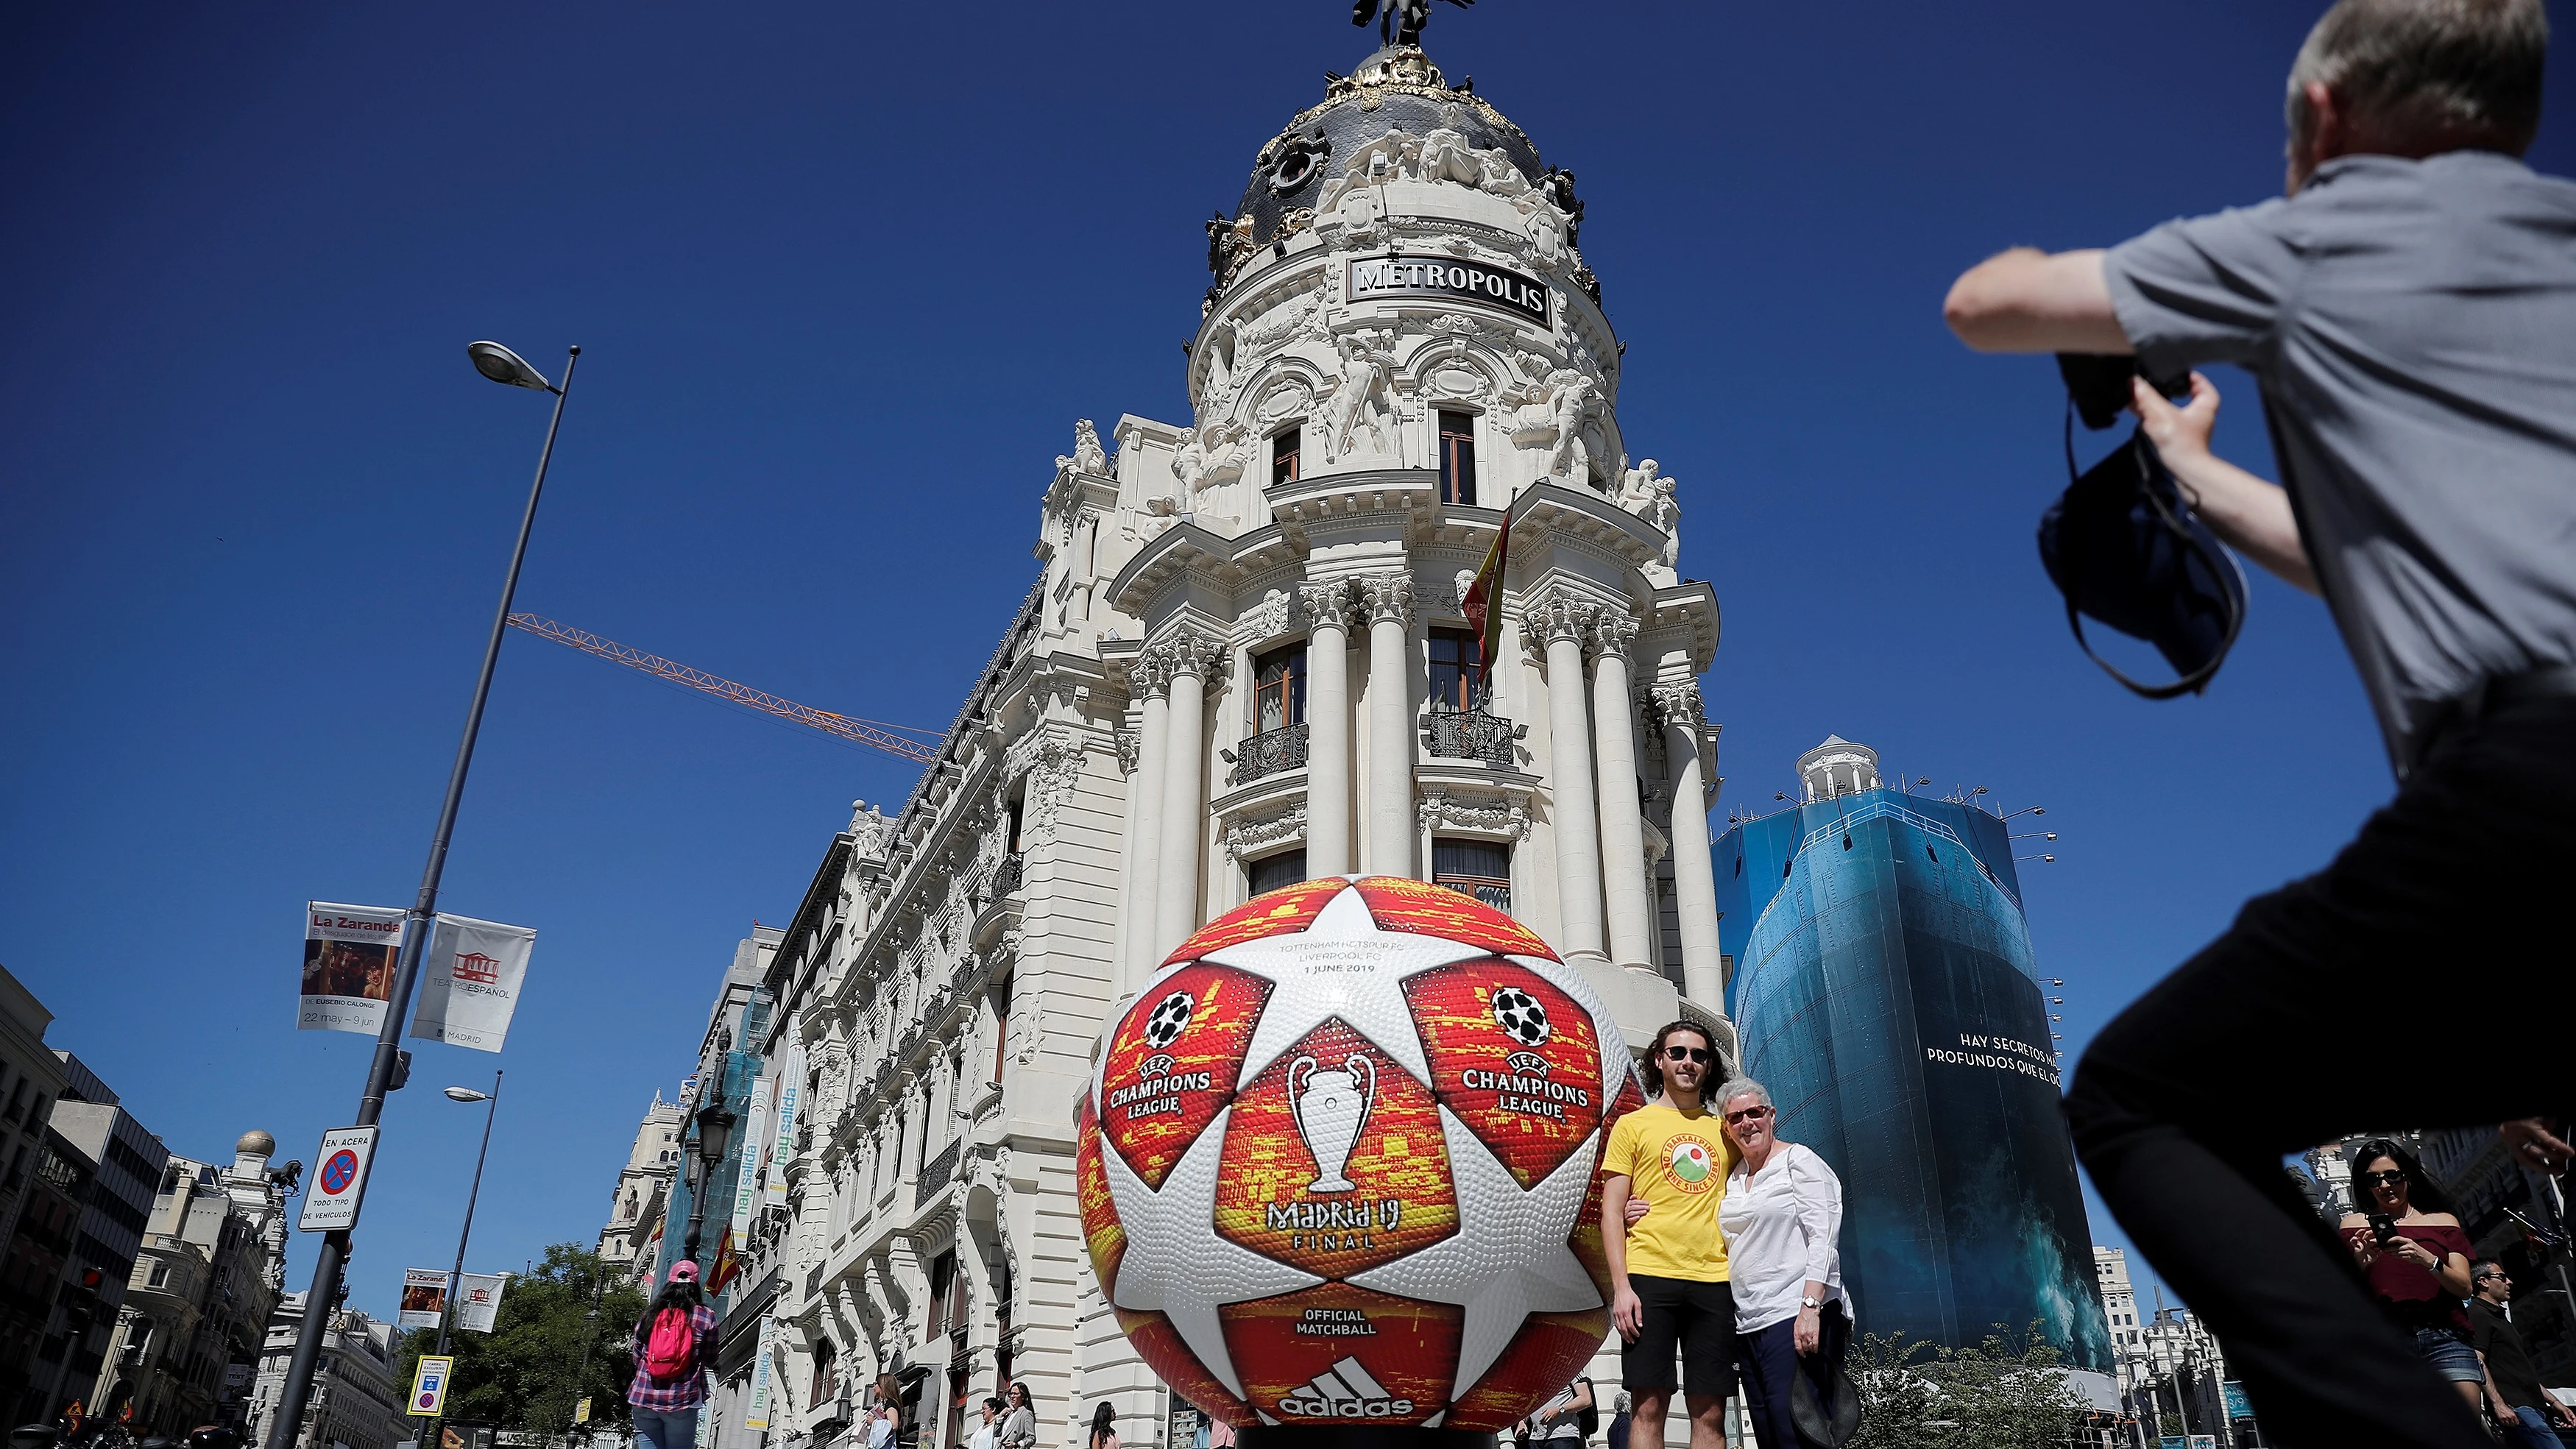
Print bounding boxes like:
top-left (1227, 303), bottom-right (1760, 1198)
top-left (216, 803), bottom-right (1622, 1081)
top-left (1662, 1045), bottom-right (1711, 1063)
top-left (2360, 1169), bottom-right (2408, 1186)
top-left (1724, 1105), bottom-right (1771, 1124)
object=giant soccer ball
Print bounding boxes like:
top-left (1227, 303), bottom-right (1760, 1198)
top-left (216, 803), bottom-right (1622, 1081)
top-left (1078, 876), bottom-right (1647, 1431)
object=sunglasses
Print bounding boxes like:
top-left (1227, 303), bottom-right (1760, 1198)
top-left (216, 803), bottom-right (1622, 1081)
top-left (1724, 1106), bottom-right (1772, 1124)
top-left (1661, 1046), bottom-right (1712, 1064)
top-left (2361, 1169), bottom-right (2409, 1186)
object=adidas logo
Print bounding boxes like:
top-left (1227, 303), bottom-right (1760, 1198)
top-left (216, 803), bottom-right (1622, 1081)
top-left (1274, 1357), bottom-right (1415, 1420)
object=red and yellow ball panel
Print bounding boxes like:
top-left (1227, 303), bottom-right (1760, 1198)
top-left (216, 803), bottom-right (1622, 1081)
top-left (1401, 960), bottom-right (1605, 1187)
top-left (1567, 1069), bottom-right (1649, 1299)
top-left (1351, 876), bottom-right (1558, 960)
top-left (1214, 1018), bottom-right (1456, 1278)
top-left (1073, 1095), bottom-right (1125, 1297)
top-left (1100, 963), bottom-right (1274, 1190)
top-left (1114, 1308), bottom-right (1254, 1423)
top-left (1443, 1310), bottom-right (1616, 1431)
top-left (1165, 877), bottom-right (1354, 965)
top-left (1217, 1284), bottom-right (1462, 1428)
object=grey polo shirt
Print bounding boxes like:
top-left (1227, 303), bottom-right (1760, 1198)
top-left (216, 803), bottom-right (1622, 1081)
top-left (2103, 151), bottom-right (2576, 776)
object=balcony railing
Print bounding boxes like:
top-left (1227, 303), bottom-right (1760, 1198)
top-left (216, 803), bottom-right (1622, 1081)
top-left (915, 1138), bottom-right (962, 1206)
top-left (1222, 722), bottom-right (1309, 784)
top-left (1422, 707), bottom-right (1524, 769)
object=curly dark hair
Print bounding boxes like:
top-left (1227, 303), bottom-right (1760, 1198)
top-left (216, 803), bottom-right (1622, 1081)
top-left (2349, 1138), bottom-right (2457, 1216)
top-left (1638, 1020), bottom-right (1724, 1099)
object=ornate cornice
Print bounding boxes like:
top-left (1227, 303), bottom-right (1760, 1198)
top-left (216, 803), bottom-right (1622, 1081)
top-left (1143, 626), bottom-right (1229, 687)
top-left (1417, 788), bottom-right (1532, 842)
top-left (1222, 802), bottom-right (1309, 862)
top-left (1358, 573), bottom-right (1415, 628)
top-left (1519, 587), bottom-right (1602, 648)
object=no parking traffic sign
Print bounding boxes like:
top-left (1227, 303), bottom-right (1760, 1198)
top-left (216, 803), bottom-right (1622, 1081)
top-left (298, 1125), bottom-right (379, 1232)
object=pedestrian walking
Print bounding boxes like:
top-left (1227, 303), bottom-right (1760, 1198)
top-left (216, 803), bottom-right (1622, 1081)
top-left (1602, 1021), bottom-right (1739, 1449)
top-left (1086, 1403), bottom-right (1118, 1449)
top-left (1713, 1077), bottom-right (1853, 1449)
top-left (1942, 1), bottom-right (2576, 1444)
top-left (1606, 1390), bottom-right (1631, 1449)
top-left (626, 1261), bottom-right (719, 1449)
top-left (2341, 1141), bottom-right (2480, 1413)
top-left (999, 1383), bottom-right (1037, 1449)
top-left (971, 1398), bottom-right (1003, 1449)
top-left (868, 1376), bottom-right (902, 1449)
top-left (2469, 1260), bottom-right (2576, 1449)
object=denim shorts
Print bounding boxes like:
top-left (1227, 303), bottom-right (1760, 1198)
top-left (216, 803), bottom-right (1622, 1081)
top-left (2413, 1327), bottom-right (2485, 1384)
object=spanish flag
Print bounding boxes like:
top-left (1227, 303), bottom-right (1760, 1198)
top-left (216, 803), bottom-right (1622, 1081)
top-left (710, 1222), bottom-right (741, 1293)
top-left (1459, 514), bottom-right (1512, 695)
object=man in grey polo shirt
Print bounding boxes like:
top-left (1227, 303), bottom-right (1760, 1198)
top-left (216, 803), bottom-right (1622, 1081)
top-left (1944, 1), bottom-right (2575, 1446)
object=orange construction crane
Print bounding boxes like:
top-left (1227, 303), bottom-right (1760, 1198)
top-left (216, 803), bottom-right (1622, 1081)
top-left (506, 612), bottom-right (941, 765)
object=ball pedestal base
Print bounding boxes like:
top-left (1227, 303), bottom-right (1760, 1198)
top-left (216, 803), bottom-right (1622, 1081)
top-left (1236, 1430), bottom-right (1497, 1449)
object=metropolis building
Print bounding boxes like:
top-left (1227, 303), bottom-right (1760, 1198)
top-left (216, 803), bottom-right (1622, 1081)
top-left (641, 32), bottom-right (1739, 1449)
top-left (1714, 738), bottom-right (2113, 1379)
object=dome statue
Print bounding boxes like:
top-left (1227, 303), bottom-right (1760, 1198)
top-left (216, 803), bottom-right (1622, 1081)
top-left (237, 1128), bottom-right (277, 1157)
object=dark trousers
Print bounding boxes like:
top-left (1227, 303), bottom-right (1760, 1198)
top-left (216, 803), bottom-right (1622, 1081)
top-left (1736, 1302), bottom-right (1848, 1449)
top-left (2065, 696), bottom-right (2576, 1449)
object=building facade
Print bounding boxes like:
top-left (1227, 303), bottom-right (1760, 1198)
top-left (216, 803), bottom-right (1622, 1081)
top-left (1716, 737), bottom-right (2111, 1375)
top-left (0, 965), bottom-right (74, 1417)
top-left (245, 1293), bottom-right (400, 1449)
top-left (656, 35), bottom-right (1744, 1449)
top-left (599, 1094), bottom-right (687, 1280)
top-left (43, 1055), bottom-right (171, 1420)
top-left (104, 1131), bottom-right (291, 1432)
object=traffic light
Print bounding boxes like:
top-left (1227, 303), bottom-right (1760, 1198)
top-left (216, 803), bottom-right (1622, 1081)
top-left (62, 1266), bottom-right (106, 1336)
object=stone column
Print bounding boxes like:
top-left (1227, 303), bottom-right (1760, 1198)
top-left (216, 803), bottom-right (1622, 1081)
top-left (1298, 579), bottom-right (1356, 877)
top-left (1120, 658), bottom-right (1172, 994)
top-left (1525, 592), bottom-right (1607, 966)
top-left (1153, 630), bottom-right (1225, 960)
top-left (1360, 573), bottom-right (1418, 879)
top-left (1590, 612), bottom-right (1655, 974)
top-left (1655, 682), bottom-right (1726, 1012)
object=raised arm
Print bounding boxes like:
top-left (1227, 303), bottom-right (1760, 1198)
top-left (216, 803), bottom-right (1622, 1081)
top-left (2133, 375), bottom-right (2317, 594)
top-left (1943, 248), bottom-right (2131, 355)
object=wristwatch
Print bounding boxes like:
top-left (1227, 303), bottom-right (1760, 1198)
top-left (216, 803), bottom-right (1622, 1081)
top-left (1800, 1296), bottom-right (1823, 1309)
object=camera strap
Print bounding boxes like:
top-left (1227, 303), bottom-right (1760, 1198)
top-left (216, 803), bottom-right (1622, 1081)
top-left (2045, 401), bottom-right (2248, 700)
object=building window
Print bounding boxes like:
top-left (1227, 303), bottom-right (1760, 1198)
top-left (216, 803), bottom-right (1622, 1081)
top-left (1006, 795), bottom-right (1025, 855)
top-left (1248, 849), bottom-right (1308, 897)
top-left (1428, 628), bottom-right (1479, 713)
top-left (925, 1250), bottom-right (957, 1337)
top-left (991, 976), bottom-right (1012, 1084)
top-left (1437, 411), bottom-right (1477, 506)
top-left (1271, 427), bottom-right (1302, 486)
top-left (1432, 839), bottom-right (1511, 912)
top-left (1253, 645), bottom-right (1306, 733)
top-left (149, 1259), bottom-right (169, 1288)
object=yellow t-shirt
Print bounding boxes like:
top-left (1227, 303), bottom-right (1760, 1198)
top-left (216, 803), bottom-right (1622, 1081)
top-left (1602, 1100), bottom-right (1737, 1283)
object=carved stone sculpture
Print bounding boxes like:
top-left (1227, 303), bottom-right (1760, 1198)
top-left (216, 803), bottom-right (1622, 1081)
top-left (1323, 332), bottom-right (1397, 464)
top-left (1057, 419), bottom-right (1108, 477)
top-left (1620, 461), bottom-right (1682, 582)
top-left (849, 800), bottom-right (894, 860)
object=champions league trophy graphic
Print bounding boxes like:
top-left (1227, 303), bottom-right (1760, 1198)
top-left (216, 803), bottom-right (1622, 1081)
top-left (1080, 876), bottom-right (1649, 1449)
top-left (1289, 1053), bottom-right (1378, 1192)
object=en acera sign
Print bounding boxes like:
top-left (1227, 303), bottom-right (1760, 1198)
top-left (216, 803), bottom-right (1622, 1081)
top-left (299, 1125), bottom-right (380, 1232)
top-left (1346, 254), bottom-right (1549, 326)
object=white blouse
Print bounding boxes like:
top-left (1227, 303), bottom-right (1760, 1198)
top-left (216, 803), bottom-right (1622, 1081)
top-left (1716, 1141), bottom-right (1849, 1333)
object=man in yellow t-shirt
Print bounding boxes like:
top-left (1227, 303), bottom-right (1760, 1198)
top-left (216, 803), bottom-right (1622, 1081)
top-left (1601, 1021), bottom-right (1738, 1449)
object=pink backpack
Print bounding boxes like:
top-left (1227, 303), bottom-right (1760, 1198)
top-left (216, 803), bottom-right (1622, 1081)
top-left (645, 1308), bottom-right (697, 1383)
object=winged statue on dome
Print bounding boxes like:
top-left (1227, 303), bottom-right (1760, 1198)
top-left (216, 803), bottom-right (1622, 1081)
top-left (1353, 0), bottom-right (1473, 47)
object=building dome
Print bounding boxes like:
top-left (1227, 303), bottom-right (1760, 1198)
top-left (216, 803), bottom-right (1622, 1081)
top-left (1230, 45), bottom-right (1548, 249)
top-left (1798, 736), bottom-right (1883, 803)
top-left (237, 1128), bottom-right (277, 1156)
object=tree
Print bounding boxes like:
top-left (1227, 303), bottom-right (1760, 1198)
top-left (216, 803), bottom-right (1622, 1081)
top-left (397, 1244), bottom-right (648, 1436)
top-left (1848, 1323), bottom-right (2097, 1449)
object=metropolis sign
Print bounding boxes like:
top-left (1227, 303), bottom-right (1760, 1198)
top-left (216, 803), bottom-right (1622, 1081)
top-left (1347, 254), bottom-right (1549, 325)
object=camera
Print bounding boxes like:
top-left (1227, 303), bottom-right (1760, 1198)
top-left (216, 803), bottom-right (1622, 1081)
top-left (2057, 352), bottom-right (2193, 431)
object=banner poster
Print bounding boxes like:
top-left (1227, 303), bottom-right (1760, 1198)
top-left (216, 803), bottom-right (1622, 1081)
top-left (302, 903), bottom-right (407, 1035)
top-left (767, 1044), bottom-right (803, 1209)
top-left (410, 913), bottom-right (536, 1052)
top-left (398, 1268), bottom-right (450, 1330)
top-left (456, 1272), bottom-right (511, 1332)
top-left (746, 1317), bottom-right (776, 1430)
top-left (731, 1073), bottom-right (770, 1237)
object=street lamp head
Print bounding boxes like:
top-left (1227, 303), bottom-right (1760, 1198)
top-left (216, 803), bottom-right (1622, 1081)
top-left (469, 341), bottom-right (554, 392)
top-left (695, 1102), bottom-right (737, 1173)
top-left (442, 1087), bottom-right (491, 1102)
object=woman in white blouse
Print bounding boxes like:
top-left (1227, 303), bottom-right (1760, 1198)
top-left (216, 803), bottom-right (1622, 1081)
top-left (1713, 1076), bottom-right (1850, 1449)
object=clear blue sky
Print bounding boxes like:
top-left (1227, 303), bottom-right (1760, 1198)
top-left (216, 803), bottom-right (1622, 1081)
top-left (5, 2), bottom-right (2567, 1325)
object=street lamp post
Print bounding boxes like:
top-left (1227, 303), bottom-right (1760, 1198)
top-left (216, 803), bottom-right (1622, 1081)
top-left (683, 1098), bottom-right (738, 1264)
top-left (436, 1073), bottom-right (505, 1356)
top-left (263, 342), bottom-right (579, 1449)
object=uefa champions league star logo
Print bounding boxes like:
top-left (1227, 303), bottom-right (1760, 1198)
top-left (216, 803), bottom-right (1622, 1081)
top-left (1287, 1052), bottom-right (1378, 1193)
